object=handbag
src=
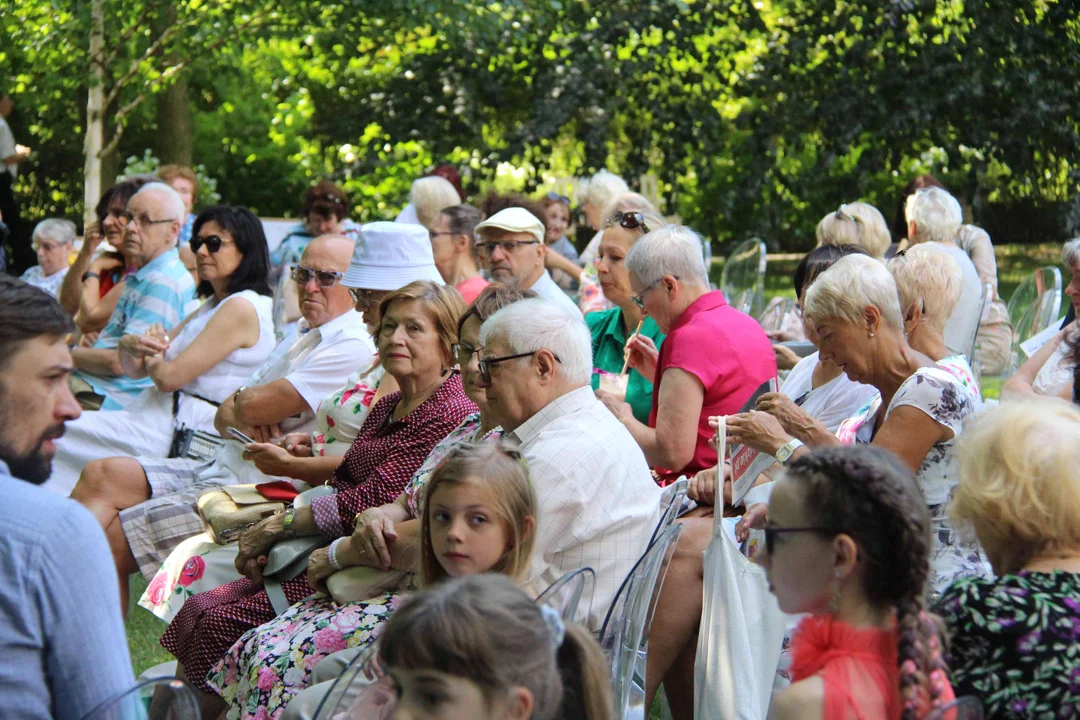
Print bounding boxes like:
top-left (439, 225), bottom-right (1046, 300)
top-left (197, 485), bottom-right (285, 544)
top-left (168, 391), bottom-right (226, 462)
top-left (262, 484), bottom-right (337, 614)
top-left (326, 566), bottom-right (409, 604)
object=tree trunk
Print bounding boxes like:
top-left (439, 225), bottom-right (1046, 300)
top-left (154, 1), bottom-right (193, 166)
top-left (82, 0), bottom-right (105, 229)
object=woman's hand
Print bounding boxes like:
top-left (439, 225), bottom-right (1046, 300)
top-left (595, 388), bottom-right (633, 424)
top-left (279, 432), bottom-right (313, 457)
top-left (726, 411), bottom-right (792, 456)
top-left (756, 392), bottom-right (815, 438)
top-left (234, 513), bottom-right (287, 583)
top-left (735, 502), bottom-right (769, 543)
top-left (772, 343), bottom-right (802, 371)
top-left (242, 442), bottom-right (295, 477)
top-left (88, 252), bottom-right (123, 274)
top-left (624, 334), bottom-right (659, 383)
top-left (117, 332), bottom-right (168, 359)
top-left (350, 507), bottom-right (399, 571)
top-left (306, 547), bottom-right (336, 592)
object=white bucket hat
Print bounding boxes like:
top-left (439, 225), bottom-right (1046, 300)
top-left (474, 207), bottom-right (545, 244)
top-left (342, 221), bottom-right (445, 290)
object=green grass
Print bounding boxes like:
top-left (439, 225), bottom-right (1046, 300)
top-left (123, 243), bottom-right (1058, 695)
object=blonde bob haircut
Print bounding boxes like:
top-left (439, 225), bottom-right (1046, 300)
top-left (600, 193), bottom-right (667, 236)
top-left (951, 398), bottom-right (1080, 575)
top-left (803, 254), bottom-right (905, 331)
top-left (377, 280), bottom-right (466, 369)
top-left (816, 202), bottom-right (891, 260)
top-left (418, 440), bottom-right (537, 585)
top-left (411, 176), bottom-right (462, 230)
top-left (886, 243), bottom-right (963, 334)
top-left (1062, 237), bottom-right (1080, 272)
top-left (905, 186), bottom-right (962, 245)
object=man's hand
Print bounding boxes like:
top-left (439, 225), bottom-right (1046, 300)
top-left (234, 513), bottom-right (288, 584)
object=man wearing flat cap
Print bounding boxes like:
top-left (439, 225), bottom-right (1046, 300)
top-left (473, 207), bottom-right (581, 314)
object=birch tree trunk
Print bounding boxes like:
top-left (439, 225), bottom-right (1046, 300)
top-left (83, 0), bottom-right (105, 230)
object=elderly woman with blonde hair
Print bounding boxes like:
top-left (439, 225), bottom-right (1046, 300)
top-left (816, 201), bottom-right (891, 260)
top-left (727, 254), bottom-right (988, 592)
top-left (1003, 237), bottom-right (1080, 401)
top-left (936, 397), bottom-right (1080, 718)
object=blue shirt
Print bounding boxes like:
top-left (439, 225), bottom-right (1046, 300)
top-left (73, 248), bottom-right (198, 409)
top-left (177, 212), bottom-right (196, 247)
top-left (0, 460), bottom-right (134, 719)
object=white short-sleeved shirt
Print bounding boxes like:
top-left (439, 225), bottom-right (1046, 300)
top-left (779, 352), bottom-right (879, 433)
top-left (509, 386), bottom-right (662, 629)
top-left (19, 266), bottom-right (68, 298)
top-left (937, 242), bottom-right (984, 358)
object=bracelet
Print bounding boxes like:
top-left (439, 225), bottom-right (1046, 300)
top-left (328, 537), bottom-right (345, 571)
top-left (81, 271), bottom-right (100, 282)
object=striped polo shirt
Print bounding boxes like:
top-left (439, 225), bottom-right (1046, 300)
top-left (75, 248), bottom-right (199, 409)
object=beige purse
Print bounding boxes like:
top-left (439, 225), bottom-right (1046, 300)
top-left (326, 566), bottom-right (409, 604)
top-left (197, 484), bottom-right (285, 544)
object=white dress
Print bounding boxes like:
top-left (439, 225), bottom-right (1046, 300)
top-left (45, 291), bottom-right (275, 495)
top-left (779, 352), bottom-right (879, 433)
top-left (1032, 334), bottom-right (1076, 397)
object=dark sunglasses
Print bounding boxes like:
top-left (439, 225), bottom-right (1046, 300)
top-left (191, 234), bottom-right (232, 254)
top-left (477, 350), bottom-right (562, 383)
top-left (291, 265), bottom-right (344, 288)
top-left (606, 211), bottom-right (649, 234)
top-left (763, 524), bottom-right (840, 555)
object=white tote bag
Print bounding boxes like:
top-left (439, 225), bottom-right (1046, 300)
top-left (694, 418), bottom-right (790, 720)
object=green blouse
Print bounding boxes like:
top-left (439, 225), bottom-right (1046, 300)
top-left (585, 308), bottom-right (666, 424)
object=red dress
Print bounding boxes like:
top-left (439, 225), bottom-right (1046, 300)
top-left (788, 615), bottom-right (955, 720)
top-left (160, 373), bottom-right (477, 691)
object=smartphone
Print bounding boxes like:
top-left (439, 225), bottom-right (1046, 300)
top-left (227, 426), bottom-right (256, 445)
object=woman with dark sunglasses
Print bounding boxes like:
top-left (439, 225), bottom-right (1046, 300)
top-left (49, 206), bottom-right (275, 493)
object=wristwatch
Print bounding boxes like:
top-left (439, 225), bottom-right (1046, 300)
top-left (775, 438), bottom-right (805, 464)
top-left (81, 271), bottom-right (100, 282)
top-left (281, 507), bottom-right (296, 538)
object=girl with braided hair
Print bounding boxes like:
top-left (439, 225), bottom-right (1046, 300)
top-left (762, 445), bottom-right (955, 720)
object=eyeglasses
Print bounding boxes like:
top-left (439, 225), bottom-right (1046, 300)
top-left (606, 211), bottom-right (650, 234)
top-left (476, 240), bottom-right (540, 257)
top-left (291, 265), bottom-right (344, 288)
top-left (763, 524), bottom-right (840, 555)
top-left (630, 276), bottom-right (678, 309)
top-left (349, 288), bottom-right (384, 307)
top-left (191, 234), bottom-right (233, 254)
top-left (546, 191), bottom-right (571, 205)
top-left (451, 342), bottom-right (480, 368)
top-left (124, 212), bottom-right (175, 228)
top-left (32, 241), bottom-right (64, 252)
top-left (477, 350), bottom-right (562, 383)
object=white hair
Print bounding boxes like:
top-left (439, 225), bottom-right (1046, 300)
top-left (816, 202), bottom-right (891, 260)
top-left (411, 176), bottom-right (461, 229)
top-left (579, 170), bottom-right (630, 210)
top-left (132, 181), bottom-right (186, 223)
top-left (905, 186), bottom-right (962, 244)
top-left (887, 243), bottom-right (963, 334)
top-left (32, 218), bottom-right (77, 246)
top-left (599, 193), bottom-right (667, 235)
top-left (479, 298), bottom-right (592, 386)
top-left (625, 225), bottom-right (710, 289)
top-left (803, 253), bottom-right (905, 331)
top-left (1063, 238), bottom-right (1080, 272)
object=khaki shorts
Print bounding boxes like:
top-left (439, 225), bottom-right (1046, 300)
top-left (68, 375), bottom-right (105, 411)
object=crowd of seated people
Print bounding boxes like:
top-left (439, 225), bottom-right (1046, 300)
top-left (2, 164), bottom-right (1078, 720)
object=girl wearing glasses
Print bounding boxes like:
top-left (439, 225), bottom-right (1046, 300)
top-left (763, 446), bottom-right (955, 720)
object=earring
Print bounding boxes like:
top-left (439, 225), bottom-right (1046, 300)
top-left (828, 570), bottom-right (842, 614)
top-left (868, 332), bottom-right (875, 338)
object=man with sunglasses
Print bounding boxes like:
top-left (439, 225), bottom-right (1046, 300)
top-left (473, 207), bottom-right (580, 315)
top-left (68, 182), bottom-right (198, 410)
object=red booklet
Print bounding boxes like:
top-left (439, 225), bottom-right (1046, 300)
top-left (256, 481), bottom-right (301, 502)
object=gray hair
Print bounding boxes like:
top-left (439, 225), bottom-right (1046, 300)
top-left (804, 253), bottom-right (905, 331)
top-left (600, 193), bottom-right (668, 238)
top-left (579, 170), bottom-right (629, 210)
top-left (625, 225), bottom-right (710, 289)
top-left (887, 243), bottom-right (963, 334)
top-left (816, 202), bottom-right (891, 260)
top-left (440, 204), bottom-right (483, 242)
top-left (411, 176), bottom-right (461, 229)
top-left (132, 181), bottom-right (186, 223)
top-left (1063, 238), bottom-right (1080, 272)
top-left (905, 186), bottom-right (962, 244)
top-left (32, 218), bottom-right (77, 246)
top-left (479, 298), bottom-right (592, 386)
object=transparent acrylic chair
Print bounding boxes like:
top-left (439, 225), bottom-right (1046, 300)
top-left (78, 677), bottom-right (200, 720)
top-left (537, 567), bottom-right (597, 624)
top-left (313, 641), bottom-right (387, 720)
top-left (758, 296), bottom-right (794, 334)
top-left (923, 695), bottom-right (984, 720)
top-left (598, 523), bottom-right (683, 720)
top-left (721, 238), bottom-right (767, 315)
top-left (1004, 266), bottom-right (1063, 375)
top-left (649, 478), bottom-right (689, 548)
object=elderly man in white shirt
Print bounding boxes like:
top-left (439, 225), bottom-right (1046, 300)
top-left (477, 298), bottom-right (661, 628)
top-left (67, 235), bottom-right (373, 612)
top-left (473, 207), bottom-right (581, 315)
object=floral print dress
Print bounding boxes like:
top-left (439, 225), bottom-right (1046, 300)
top-left (206, 413), bottom-right (501, 720)
top-left (936, 571), bottom-right (1080, 719)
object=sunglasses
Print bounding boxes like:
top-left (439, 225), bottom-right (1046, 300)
top-left (763, 524), bottom-right (840, 555)
top-left (291, 265), bottom-right (344, 288)
top-left (191, 234), bottom-right (233, 254)
top-left (606, 211), bottom-right (649, 234)
top-left (477, 350), bottom-right (562, 383)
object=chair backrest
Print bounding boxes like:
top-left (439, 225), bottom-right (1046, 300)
top-left (314, 641), bottom-right (385, 719)
top-left (536, 567), bottom-right (597, 625)
top-left (78, 677), bottom-right (200, 720)
top-left (649, 478), bottom-right (689, 548)
top-left (965, 282), bottom-right (991, 365)
top-left (758, 296), bottom-right (794, 333)
top-left (1007, 266), bottom-right (1063, 341)
top-left (721, 238), bottom-right (767, 314)
top-left (922, 695), bottom-right (984, 720)
top-left (598, 523), bottom-right (683, 719)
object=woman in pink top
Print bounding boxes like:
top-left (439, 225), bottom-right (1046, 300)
top-left (598, 225), bottom-right (775, 485)
top-left (429, 204), bottom-right (489, 304)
